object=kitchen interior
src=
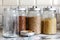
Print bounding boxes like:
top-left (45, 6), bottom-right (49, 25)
top-left (0, 0), bottom-right (60, 40)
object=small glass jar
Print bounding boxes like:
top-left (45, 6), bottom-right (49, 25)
top-left (3, 8), bottom-right (18, 37)
top-left (18, 8), bottom-right (26, 35)
top-left (27, 8), bottom-right (41, 34)
top-left (41, 7), bottom-right (56, 34)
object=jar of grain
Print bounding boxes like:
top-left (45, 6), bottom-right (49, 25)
top-left (18, 8), bottom-right (26, 35)
top-left (27, 8), bottom-right (41, 34)
top-left (41, 7), bottom-right (57, 34)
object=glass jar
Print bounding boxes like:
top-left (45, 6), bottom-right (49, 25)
top-left (18, 8), bottom-right (26, 35)
top-left (27, 8), bottom-right (41, 34)
top-left (3, 8), bottom-right (18, 37)
top-left (41, 7), bottom-right (56, 34)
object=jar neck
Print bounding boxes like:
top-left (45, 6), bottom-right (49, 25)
top-left (19, 11), bottom-right (26, 16)
top-left (42, 11), bottom-right (56, 18)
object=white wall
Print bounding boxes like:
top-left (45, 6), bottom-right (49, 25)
top-left (0, 0), bottom-right (60, 28)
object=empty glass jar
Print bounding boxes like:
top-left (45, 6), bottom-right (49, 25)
top-left (3, 8), bottom-right (18, 37)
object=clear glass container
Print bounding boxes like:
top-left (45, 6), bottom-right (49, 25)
top-left (17, 8), bottom-right (26, 35)
top-left (41, 7), bottom-right (57, 35)
top-left (27, 8), bottom-right (41, 34)
top-left (3, 8), bottom-right (18, 37)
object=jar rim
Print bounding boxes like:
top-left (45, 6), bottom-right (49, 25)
top-left (28, 8), bottom-right (41, 11)
top-left (42, 7), bottom-right (56, 11)
top-left (19, 8), bottom-right (26, 11)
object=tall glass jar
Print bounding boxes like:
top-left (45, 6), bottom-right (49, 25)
top-left (3, 8), bottom-right (18, 37)
top-left (41, 7), bottom-right (56, 34)
top-left (18, 8), bottom-right (26, 35)
top-left (27, 8), bottom-right (41, 34)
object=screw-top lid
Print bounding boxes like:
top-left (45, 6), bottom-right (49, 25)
top-left (19, 8), bottom-right (26, 11)
top-left (4, 8), bottom-right (11, 11)
top-left (28, 6), bottom-right (40, 11)
top-left (43, 7), bottom-right (56, 11)
top-left (28, 8), bottom-right (41, 11)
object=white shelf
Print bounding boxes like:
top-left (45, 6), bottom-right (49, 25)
top-left (0, 29), bottom-right (60, 40)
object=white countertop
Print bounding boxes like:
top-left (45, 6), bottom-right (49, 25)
top-left (0, 28), bottom-right (60, 40)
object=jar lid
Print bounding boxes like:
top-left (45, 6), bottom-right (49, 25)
top-left (19, 8), bottom-right (26, 11)
top-left (34, 8), bottom-right (41, 10)
top-left (43, 7), bottom-right (56, 11)
top-left (28, 8), bottom-right (41, 11)
top-left (49, 8), bottom-right (56, 11)
top-left (4, 8), bottom-right (11, 11)
top-left (20, 30), bottom-right (35, 37)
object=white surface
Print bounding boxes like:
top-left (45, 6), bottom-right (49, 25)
top-left (0, 0), bottom-right (2, 6)
top-left (0, 29), bottom-right (60, 40)
top-left (0, 0), bottom-right (60, 6)
top-left (0, 35), bottom-right (59, 40)
top-left (19, 0), bottom-right (35, 6)
top-left (3, 0), bottom-right (19, 6)
top-left (37, 0), bottom-right (52, 5)
top-left (0, 35), bottom-right (60, 40)
top-left (53, 0), bottom-right (60, 6)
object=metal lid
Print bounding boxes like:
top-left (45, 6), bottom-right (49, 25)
top-left (28, 8), bottom-right (41, 11)
top-left (43, 7), bottom-right (56, 11)
top-left (28, 6), bottom-right (40, 11)
top-left (15, 7), bottom-right (26, 11)
top-left (4, 8), bottom-right (16, 12)
top-left (34, 8), bottom-right (41, 10)
top-left (19, 8), bottom-right (26, 11)
top-left (4, 8), bottom-right (11, 11)
top-left (49, 8), bottom-right (56, 11)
